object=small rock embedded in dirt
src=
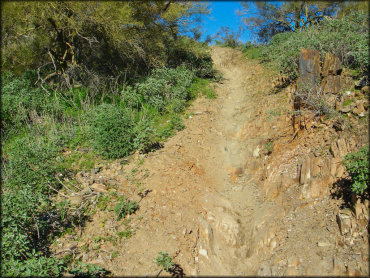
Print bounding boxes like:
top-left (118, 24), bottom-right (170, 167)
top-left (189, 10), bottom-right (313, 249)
top-left (253, 146), bottom-right (260, 158)
top-left (337, 213), bottom-right (352, 236)
top-left (120, 158), bottom-right (130, 165)
top-left (92, 167), bottom-right (102, 174)
top-left (317, 241), bottom-right (332, 247)
top-left (333, 119), bottom-right (345, 131)
top-left (90, 183), bottom-right (107, 193)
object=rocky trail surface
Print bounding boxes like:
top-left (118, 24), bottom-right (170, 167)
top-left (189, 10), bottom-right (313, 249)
top-left (54, 47), bottom-right (368, 276)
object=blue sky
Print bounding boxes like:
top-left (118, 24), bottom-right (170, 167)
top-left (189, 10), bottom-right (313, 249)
top-left (200, 1), bottom-right (253, 43)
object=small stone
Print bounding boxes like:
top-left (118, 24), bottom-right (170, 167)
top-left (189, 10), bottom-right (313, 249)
top-left (270, 239), bottom-right (277, 249)
top-left (353, 102), bottom-right (365, 116)
top-left (333, 119), bottom-right (345, 131)
top-left (253, 146), bottom-right (260, 158)
top-left (90, 183), bottom-right (107, 193)
top-left (199, 248), bottom-right (208, 258)
top-left (92, 167), bottom-right (102, 174)
top-left (69, 195), bottom-right (83, 206)
top-left (337, 213), bottom-right (352, 236)
top-left (317, 241), bottom-right (332, 247)
top-left (120, 159), bottom-right (130, 165)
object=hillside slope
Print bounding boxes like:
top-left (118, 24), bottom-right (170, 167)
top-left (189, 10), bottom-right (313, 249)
top-left (53, 47), bottom-right (368, 276)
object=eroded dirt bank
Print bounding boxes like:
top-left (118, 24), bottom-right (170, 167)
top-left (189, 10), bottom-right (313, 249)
top-left (54, 47), bottom-right (368, 276)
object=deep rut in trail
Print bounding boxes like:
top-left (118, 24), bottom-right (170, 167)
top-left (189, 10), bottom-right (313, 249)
top-left (193, 47), bottom-right (282, 275)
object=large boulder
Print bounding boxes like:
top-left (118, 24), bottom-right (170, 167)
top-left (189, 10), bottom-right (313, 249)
top-left (298, 49), bottom-right (320, 88)
top-left (321, 75), bottom-right (353, 94)
top-left (322, 53), bottom-right (342, 77)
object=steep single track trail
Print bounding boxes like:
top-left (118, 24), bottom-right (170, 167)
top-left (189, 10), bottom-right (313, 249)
top-left (59, 47), bottom-right (368, 276)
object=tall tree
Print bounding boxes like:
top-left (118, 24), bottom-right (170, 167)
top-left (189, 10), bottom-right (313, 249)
top-left (336, 1), bottom-right (369, 18)
top-left (1, 1), bottom-right (210, 87)
top-left (238, 1), bottom-right (340, 43)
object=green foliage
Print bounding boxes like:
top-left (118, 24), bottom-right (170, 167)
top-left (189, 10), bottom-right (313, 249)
top-left (214, 26), bottom-right (241, 48)
top-left (97, 194), bottom-right (111, 211)
top-left (1, 71), bottom-right (63, 137)
top-left (343, 146), bottom-right (369, 195)
top-left (342, 99), bottom-right (354, 107)
top-left (260, 11), bottom-right (369, 81)
top-left (68, 262), bottom-right (109, 277)
top-left (114, 198), bottom-right (139, 220)
top-left (239, 1), bottom-right (340, 43)
top-left (87, 104), bottom-right (135, 159)
top-left (1, 131), bottom-right (72, 276)
top-left (241, 42), bottom-right (265, 60)
top-left (264, 142), bottom-right (273, 154)
top-left (155, 252), bottom-right (174, 272)
top-left (132, 116), bottom-right (155, 152)
top-left (4, 253), bottom-right (66, 277)
top-left (187, 78), bottom-right (216, 99)
top-left (167, 36), bottom-right (215, 78)
top-left (136, 66), bottom-right (195, 112)
top-left (169, 114), bottom-right (185, 131)
top-left (116, 229), bottom-right (134, 240)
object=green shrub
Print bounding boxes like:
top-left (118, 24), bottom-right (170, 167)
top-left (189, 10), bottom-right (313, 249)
top-left (3, 253), bottom-right (66, 277)
top-left (241, 44), bottom-right (265, 60)
top-left (88, 104), bottom-right (135, 159)
top-left (166, 36), bottom-right (215, 78)
top-left (1, 133), bottom-right (71, 276)
top-left (169, 114), bottom-right (185, 131)
top-left (68, 262), bottom-right (109, 277)
top-left (261, 11), bottom-right (369, 81)
top-left (343, 146), bottom-right (369, 195)
top-left (187, 78), bottom-right (216, 99)
top-left (114, 198), bottom-right (139, 220)
top-left (132, 116), bottom-right (155, 152)
top-left (155, 252), bottom-right (174, 272)
top-left (1, 71), bottom-right (63, 137)
top-left (136, 66), bottom-right (195, 113)
top-left (136, 78), bottom-right (169, 112)
top-left (120, 86), bottom-right (143, 110)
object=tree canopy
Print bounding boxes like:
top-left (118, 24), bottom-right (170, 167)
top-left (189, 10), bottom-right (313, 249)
top-left (1, 1), bottom-right (210, 88)
top-left (238, 1), bottom-right (341, 43)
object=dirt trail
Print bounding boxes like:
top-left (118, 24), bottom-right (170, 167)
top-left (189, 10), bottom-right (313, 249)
top-left (55, 47), bottom-right (368, 276)
top-left (116, 46), bottom-right (285, 276)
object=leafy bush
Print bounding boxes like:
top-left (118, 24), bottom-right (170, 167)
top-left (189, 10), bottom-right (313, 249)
top-left (114, 198), bottom-right (139, 220)
top-left (343, 146), bottom-right (369, 195)
top-left (68, 262), bottom-right (109, 277)
top-left (136, 66), bottom-right (195, 112)
top-left (1, 133), bottom-right (70, 276)
top-left (241, 42), bottom-right (265, 60)
top-left (294, 83), bottom-right (332, 115)
top-left (214, 26), bottom-right (242, 49)
top-left (260, 11), bottom-right (369, 81)
top-left (4, 253), bottom-right (66, 277)
top-left (132, 116), bottom-right (156, 152)
top-left (120, 86), bottom-right (143, 110)
top-left (1, 71), bottom-right (63, 136)
top-left (169, 114), bottom-right (185, 131)
top-left (187, 78), bottom-right (216, 99)
top-left (88, 104), bottom-right (135, 159)
top-left (155, 252), bottom-right (174, 272)
top-left (167, 36), bottom-right (215, 78)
